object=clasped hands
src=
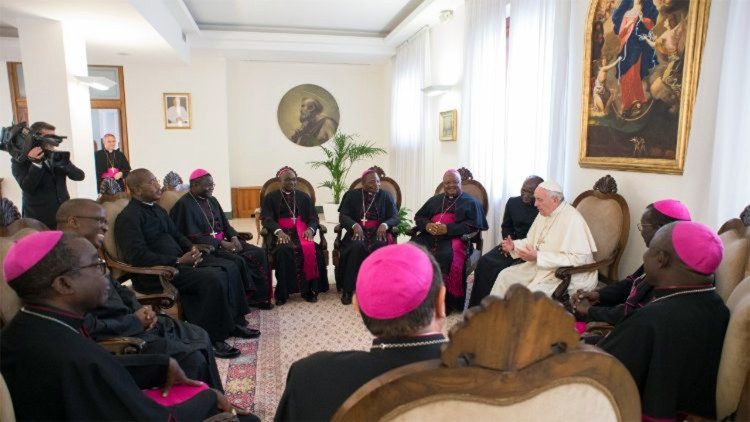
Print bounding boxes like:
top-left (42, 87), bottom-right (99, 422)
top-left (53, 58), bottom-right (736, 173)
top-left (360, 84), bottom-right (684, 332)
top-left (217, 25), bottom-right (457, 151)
top-left (134, 305), bottom-right (158, 330)
top-left (570, 290), bottom-right (600, 318)
top-left (220, 236), bottom-right (243, 253)
top-left (352, 223), bottom-right (388, 242)
top-left (500, 235), bottom-right (537, 261)
top-left (177, 246), bottom-right (203, 267)
top-left (425, 222), bottom-right (448, 236)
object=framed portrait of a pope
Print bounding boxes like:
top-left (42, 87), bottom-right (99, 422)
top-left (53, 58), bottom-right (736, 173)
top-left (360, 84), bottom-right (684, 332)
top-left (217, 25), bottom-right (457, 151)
top-left (163, 93), bottom-right (192, 129)
top-left (579, 0), bottom-right (710, 174)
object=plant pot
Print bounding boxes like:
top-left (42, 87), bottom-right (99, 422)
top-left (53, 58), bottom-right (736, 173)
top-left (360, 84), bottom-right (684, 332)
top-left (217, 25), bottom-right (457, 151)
top-left (323, 203), bottom-right (340, 223)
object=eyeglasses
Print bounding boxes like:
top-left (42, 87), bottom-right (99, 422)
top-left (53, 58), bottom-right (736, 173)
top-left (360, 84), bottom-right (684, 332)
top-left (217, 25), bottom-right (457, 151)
top-left (75, 216), bottom-right (108, 225)
top-left (637, 222), bottom-right (657, 232)
top-left (56, 258), bottom-right (109, 278)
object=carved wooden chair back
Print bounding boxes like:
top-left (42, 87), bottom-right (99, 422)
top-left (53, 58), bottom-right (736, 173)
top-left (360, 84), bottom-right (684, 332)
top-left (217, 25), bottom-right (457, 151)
top-left (348, 166), bottom-right (402, 209)
top-left (433, 167), bottom-right (488, 216)
top-left (333, 285), bottom-right (641, 421)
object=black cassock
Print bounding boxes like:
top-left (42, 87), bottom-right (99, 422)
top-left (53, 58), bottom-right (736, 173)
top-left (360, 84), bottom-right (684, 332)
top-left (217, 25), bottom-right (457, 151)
top-left (599, 289), bottom-right (729, 419)
top-left (336, 188), bottom-right (399, 294)
top-left (411, 193), bottom-right (488, 311)
top-left (586, 265), bottom-right (653, 325)
top-left (261, 190), bottom-right (328, 301)
top-left (275, 334), bottom-right (445, 422)
top-left (1, 305), bottom-right (219, 421)
top-left (469, 196), bottom-right (538, 307)
top-left (170, 193), bottom-right (272, 303)
top-left (115, 199), bottom-right (250, 342)
top-left (85, 276), bottom-right (223, 390)
top-left (94, 148), bottom-right (131, 192)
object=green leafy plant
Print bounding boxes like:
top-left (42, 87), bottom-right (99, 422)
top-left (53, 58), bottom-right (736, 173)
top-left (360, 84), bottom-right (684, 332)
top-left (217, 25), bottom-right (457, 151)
top-left (395, 207), bottom-right (413, 235)
top-left (307, 132), bottom-right (386, 204)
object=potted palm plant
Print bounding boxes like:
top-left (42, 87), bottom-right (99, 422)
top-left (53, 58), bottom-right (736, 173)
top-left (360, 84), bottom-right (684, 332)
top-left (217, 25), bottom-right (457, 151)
top-left (308, 132), bottom-right (386, 222)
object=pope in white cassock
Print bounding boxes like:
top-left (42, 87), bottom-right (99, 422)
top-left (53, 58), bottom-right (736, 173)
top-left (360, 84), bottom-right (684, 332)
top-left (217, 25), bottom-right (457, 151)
top-left (490, 180), bottom-right (598, 298)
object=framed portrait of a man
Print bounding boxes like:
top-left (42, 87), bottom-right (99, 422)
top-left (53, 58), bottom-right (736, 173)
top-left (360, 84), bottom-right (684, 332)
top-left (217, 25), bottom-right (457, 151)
top-left (579, 0), bottom-right (710, 174)
top-left (439, 110), bottom-right (457, 141)
top-left (163, 93), bottom-right (192, 129)
top-left (277, 84), bottom-right (340, 147)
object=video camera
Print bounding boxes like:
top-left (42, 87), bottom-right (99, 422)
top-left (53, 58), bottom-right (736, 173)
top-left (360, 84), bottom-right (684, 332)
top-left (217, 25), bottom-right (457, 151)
top-left (0, 122), bottom-right (67, 164)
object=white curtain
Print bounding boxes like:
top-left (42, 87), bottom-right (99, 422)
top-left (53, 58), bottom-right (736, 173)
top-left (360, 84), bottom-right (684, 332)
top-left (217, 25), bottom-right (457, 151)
top-left (390, 28), bottom-right (431, 213)
top-left (504, 0), bottom-right (571, 196)
top-left (459, 0), bottom-right (570, 249)
top-left (707, 0), bottom-right (750, 227)
top-left (459, 0), bottom-right (509, 249)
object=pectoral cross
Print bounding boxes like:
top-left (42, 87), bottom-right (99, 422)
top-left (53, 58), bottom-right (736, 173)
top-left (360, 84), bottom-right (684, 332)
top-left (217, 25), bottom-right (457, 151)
top-left (292, 217), bottom-right (297, 224)
top-left (210, 231), bottom-right (217, 237)
top-left (361, 217), bottom-right (367, 225)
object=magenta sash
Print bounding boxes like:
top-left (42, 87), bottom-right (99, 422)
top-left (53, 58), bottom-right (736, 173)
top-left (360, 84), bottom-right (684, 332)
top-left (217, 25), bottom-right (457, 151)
top-left (430, 213), bottom-right (466, 298)
top-left (278, 217), bottom-right (319, 281)
top-left (213, 231), bottom-right (225, 241)
top-left (100, 167), bottom-right (120, 180)
top-left (143, 382), bottom-right (208, 406)
top-left (362, 220), bottom-right (394, 244)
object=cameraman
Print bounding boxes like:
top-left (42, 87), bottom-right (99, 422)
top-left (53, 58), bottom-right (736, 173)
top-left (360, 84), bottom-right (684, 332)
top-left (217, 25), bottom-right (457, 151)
top-left (10, 121), bottom-right (85, 229)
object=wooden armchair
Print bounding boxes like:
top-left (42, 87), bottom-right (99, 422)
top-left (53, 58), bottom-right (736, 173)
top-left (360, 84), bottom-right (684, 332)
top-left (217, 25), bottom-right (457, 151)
top-left (332, 166), bottom-right (402, 289)
top-left (100, 197), bottom-right (179, 315)
top-left (407, 167), bottom-right (489, 277)
top-left (255, 174), bottom-right (329, 267)
top-left (715, 205), bottom-right (750, 302)
top-left (553, 175), bottom-right (629, 305)
top-left (333, 284), bottom-right (640, 421)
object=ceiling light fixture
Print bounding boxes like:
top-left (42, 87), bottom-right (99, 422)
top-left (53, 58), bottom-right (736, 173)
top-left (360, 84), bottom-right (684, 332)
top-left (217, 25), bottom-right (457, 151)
top-left (73, 76), bottom-right (116, 91)
top-left (439, 10), bottom-right (454, 23)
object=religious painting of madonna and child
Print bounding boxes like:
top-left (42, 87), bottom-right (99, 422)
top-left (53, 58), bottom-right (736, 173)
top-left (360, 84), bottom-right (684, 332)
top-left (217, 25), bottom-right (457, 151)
top-left (277, 84), bottom-right (340, 148)
top-left (579, 0), bottom-right (710, 174)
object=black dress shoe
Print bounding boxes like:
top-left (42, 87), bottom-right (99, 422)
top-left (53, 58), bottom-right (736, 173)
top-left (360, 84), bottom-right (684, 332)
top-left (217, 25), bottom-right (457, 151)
top-left (232, 325), bottom-right (261, 339)
top-left (249, 300), bottom-right (274, 310)
top-left (213, 341), bottom-right (241, 359)
top-left (341, 292), bottom-right (352, 305)
top-left (303, 293), bottom-right (318, 303)
top-left (275, 298), bottom-right (286, 306)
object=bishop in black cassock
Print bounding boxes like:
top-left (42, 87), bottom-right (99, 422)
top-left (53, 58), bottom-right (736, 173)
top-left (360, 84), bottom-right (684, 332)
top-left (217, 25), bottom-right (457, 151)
top-left (170, 170), bottom-right (273, 309)
top-left (94, 135), bottom-right (131, 192)
top-left (1, 231), bottom-right (226, 421)
top-left (336, 169), bottom-right (399, 304)
top-left (599, 221), bottom-right (728, 420)
top-left (276, 243), bottom-right (446, 421)
top-left (261, 167), bottom-right (328, 305)
top-left (115, 169), bottom-right (256, 355)
top-left (411, 170), bottom-right (487, 312)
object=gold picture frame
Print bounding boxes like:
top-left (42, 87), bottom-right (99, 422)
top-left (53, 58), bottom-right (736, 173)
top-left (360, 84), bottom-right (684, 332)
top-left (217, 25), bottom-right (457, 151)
top-left (163, 93), bottom-right (192, 129)
top-left (439, 110), bottom-right (457, 141)
top-left (578, 0), bottom-right (710, 174)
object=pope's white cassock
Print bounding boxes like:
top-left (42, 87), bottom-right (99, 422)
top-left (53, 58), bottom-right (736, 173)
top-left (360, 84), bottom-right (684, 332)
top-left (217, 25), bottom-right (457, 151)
top-left (490, 201), bottom-right (598, 297)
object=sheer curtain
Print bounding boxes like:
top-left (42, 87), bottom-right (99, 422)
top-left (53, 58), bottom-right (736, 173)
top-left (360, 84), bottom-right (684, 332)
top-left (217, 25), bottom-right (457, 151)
top-left (504, 0), bottom-right (571, 195)
top-left (707, 0), bottom-right (750, 227)
top-left (459, 0), bottom-right (570, 249)
top-left (390, 28), bottom-right (431, 212)
top-left (458, 0), bottom-right (509, 249)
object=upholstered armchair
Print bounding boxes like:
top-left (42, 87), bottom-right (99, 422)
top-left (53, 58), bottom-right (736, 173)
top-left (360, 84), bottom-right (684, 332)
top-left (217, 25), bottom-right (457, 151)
top-left (715, 205), bottom-right (750, 302)
top-left (333, 285), bottom-right (640, 421)
top-left (716, 276), bottom-right (750, 421)
top-left (553, 175), bottom-right (629, 305)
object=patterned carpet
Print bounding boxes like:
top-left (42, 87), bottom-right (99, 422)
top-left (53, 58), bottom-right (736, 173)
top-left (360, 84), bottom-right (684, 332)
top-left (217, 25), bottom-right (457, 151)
top-left (217, 286), bottom-right (464, 421)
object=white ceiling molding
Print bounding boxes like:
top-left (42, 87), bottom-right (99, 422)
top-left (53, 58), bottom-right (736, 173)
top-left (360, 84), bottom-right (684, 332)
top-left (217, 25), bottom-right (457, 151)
top-left (128, 0), bottom-right (191, 63)
top-left (386, 0), bottom-right (463, 47)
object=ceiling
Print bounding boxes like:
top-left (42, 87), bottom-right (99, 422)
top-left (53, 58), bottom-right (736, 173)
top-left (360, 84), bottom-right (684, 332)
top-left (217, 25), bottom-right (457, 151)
top-left (0, 0), bottom-right (461, 65)
top-left (183, 0), bottom-right (424, 36)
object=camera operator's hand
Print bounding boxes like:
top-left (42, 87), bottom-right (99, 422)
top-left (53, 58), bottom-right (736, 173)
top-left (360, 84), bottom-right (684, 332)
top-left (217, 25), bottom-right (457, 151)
top-left (27, 147), bottom-right (44, 163)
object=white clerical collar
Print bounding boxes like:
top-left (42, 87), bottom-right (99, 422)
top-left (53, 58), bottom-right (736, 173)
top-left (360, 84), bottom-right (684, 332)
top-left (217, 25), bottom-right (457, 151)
top-left (138, 199), bottom-right (155, 206)
top-left (549, 201), bottom-right (567, 218)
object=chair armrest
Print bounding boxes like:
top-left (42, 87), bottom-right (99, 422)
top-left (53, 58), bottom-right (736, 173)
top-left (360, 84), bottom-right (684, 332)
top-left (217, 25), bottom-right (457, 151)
top-left (97, 336), bottom-right (146, 355)
top-left (102, 249), bottom-right (179, 311)
top-left (237, 231), bottom-right (253, 241)
top-left (333, 224), bottom-right (343, 234)
top-left (554, 256), bottom-right (616, 280)
top-left (319, 225), bottom-right (327, 235)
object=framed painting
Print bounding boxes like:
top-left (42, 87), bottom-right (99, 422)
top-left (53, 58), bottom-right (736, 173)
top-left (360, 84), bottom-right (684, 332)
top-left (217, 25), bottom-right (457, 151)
top-left (439, 110), bottom-right (457, 141)
top-left (579, 0), bottom-right (710, 174)
top-left (163, 93), bottom-right (192, 129)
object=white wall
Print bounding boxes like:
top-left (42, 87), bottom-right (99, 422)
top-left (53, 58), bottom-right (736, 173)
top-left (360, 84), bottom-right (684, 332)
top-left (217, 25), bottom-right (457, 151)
top-left (0, 61), bottom-right (22, 207)
top-left (226, 60), bottom-right (390, 205)
top-left (122, 57), bottom-right (233, 208)
top-left (562, 0), bottom-right (732, 275)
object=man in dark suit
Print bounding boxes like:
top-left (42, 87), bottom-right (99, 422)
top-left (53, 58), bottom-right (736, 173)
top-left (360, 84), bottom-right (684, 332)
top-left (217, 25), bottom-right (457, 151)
top-left (275, 243), bottom-right (447, 421)
top-left (10, 121), bottom-right (85, 228)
